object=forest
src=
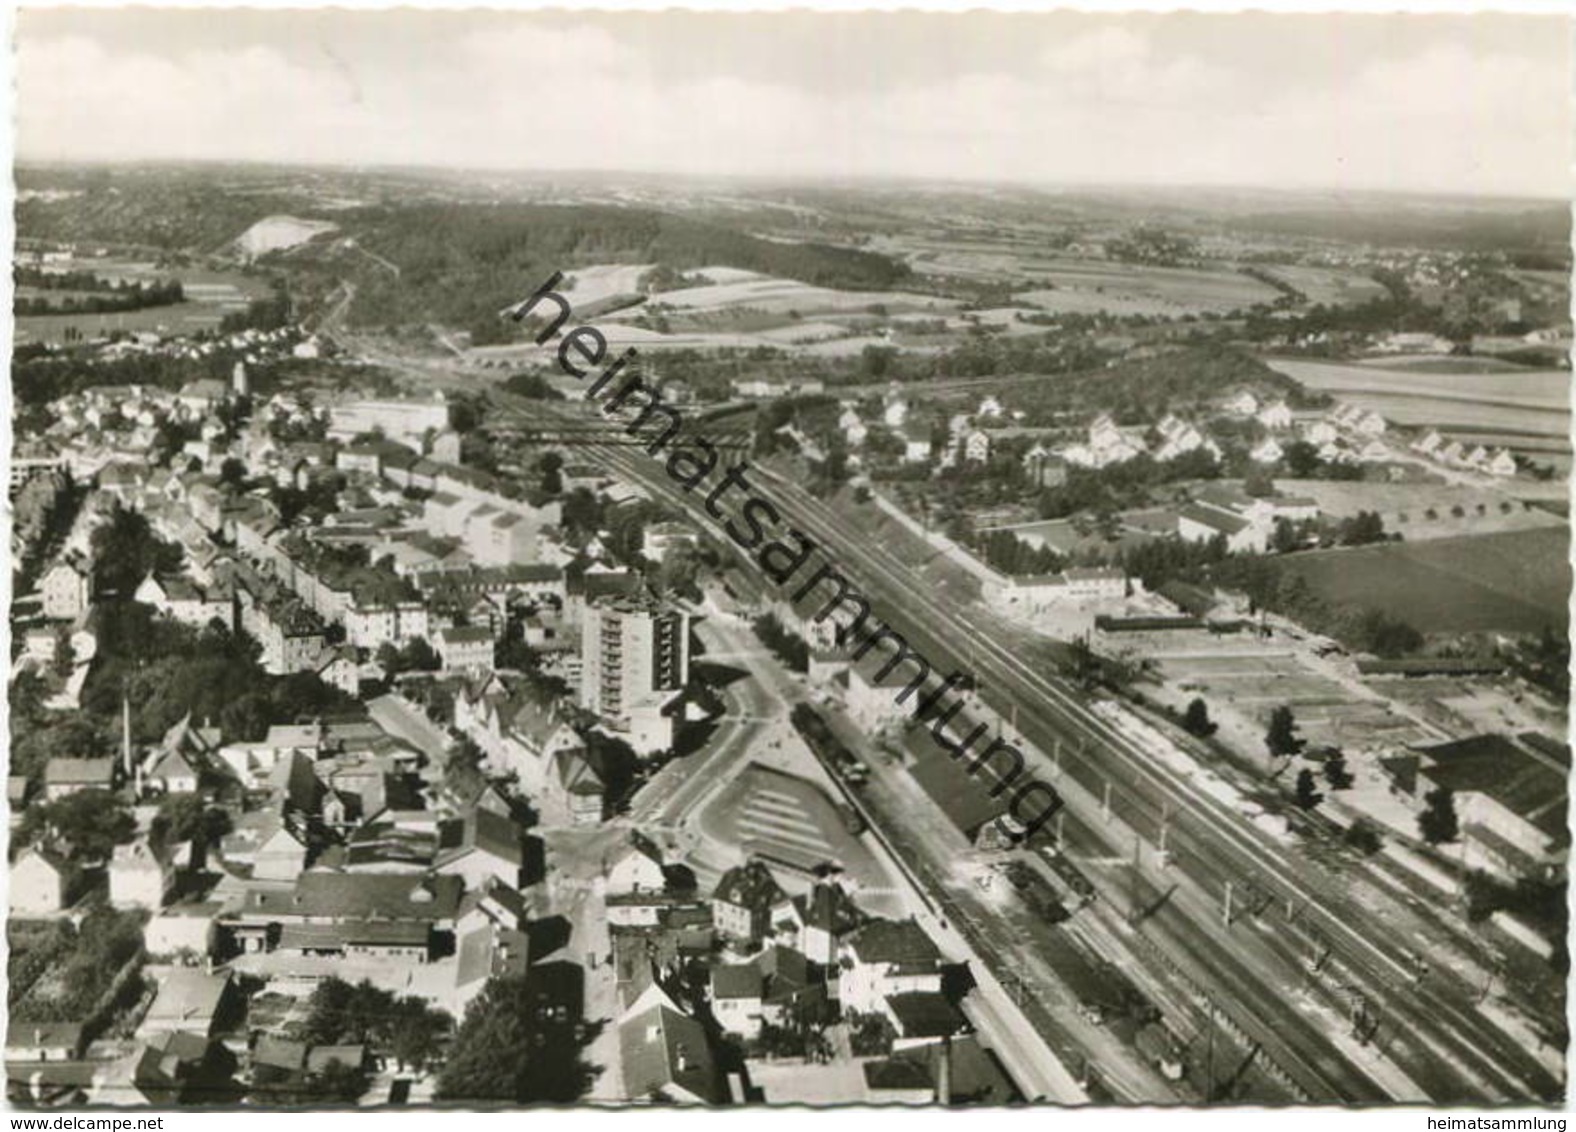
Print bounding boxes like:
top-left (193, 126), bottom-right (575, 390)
top-left (334, 202), bottom-right (913, 330)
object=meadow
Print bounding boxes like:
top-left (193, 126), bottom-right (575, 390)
top-left (1276, 527), bottom-right (1570, 635)
top-left (1013, 258), bottom-right (1281, 318)
top-left (13, 258), bottom-right (269, 346)
top-left (1255, 264), bottom-right (1388, 306)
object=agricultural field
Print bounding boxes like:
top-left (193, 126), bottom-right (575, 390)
top-left (1263, 357), bottom-right (1571, 454)
top-left (1272, 478), bottom-right (1568, 542)
top-left (1253, 264), bottom-right (1388, 306)
top-left (1360, 354), bottom-right (1536, 374)
top-left (16, 301), bottom-right (242, 345)
top-left (1013, 259), bottom-right (1281, 318)
top-left (13, 258), bottom-right (271, 346)
top-left (559, 262), bottom-right (655, 308)
top-left (1264, 357), bottom-right (1570, 412)
top-left (1275, 527), bottom-right (1571, 635)
top-left (633, 270), bottom-right (957, 317)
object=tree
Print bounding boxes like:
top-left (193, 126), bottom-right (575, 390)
top-left (52, 627), bottom-right (77, 680)
top-left (1264, 705), bottom-right (1303, 759)
top-left (538, 451), bottom-right (565, 496)
top-left (218, 457), bottom-right (248, 488)
top-left (1270, 516), bottom-right (1300, 554)
top-left (443, 736), bottom-right (488, 801)
top-left (388, 997), bottom-right (453, 1073)
top-left (29, 789), bottom-right (136, 861)
top-left (1293, 769), bottom-right (1323, 811)
top-left (149, 793), bottom-right (230, 857)
top-left (437, 975), bottom-right (595, 1103)
top-left (1343, 818), bottom-right (1383, 856)
top-left (1182, 697), bottom-right (1217, 738)
top-left (313, 1059), bottom-right (370, 1103)
top-left (1419, 787), bottom-right (1459, 845)
top-left (90, 507), bottom-right (183, 597)
top-left (657, 542), bottom-right (704, 603)
top-left (1283, 439), bottom-right (1322, 478)
top-left (502, 372), bottom-right (564, 400)
top-left (1339, 510), bottom-right (1386, 547)
top-left (1323, 752), bottom-right (1354, 790)
top-left (1242, 466), bottom-right (1275, 498)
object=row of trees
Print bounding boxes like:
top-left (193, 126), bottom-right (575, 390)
top-left (752, 613), bottom-right (810, 673)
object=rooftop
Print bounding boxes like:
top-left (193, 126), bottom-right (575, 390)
top-left (845, 918), bottom-right (943, 967)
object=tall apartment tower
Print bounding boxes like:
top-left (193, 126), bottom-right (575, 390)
top-left (579, 595), bottom-right (689, 754)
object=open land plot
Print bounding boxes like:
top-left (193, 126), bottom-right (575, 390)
top-left (1256, 265), bottom-right (1388, 306)
top-left (1378, 676), bottom-right (1566, 740)
top-left (560, 263), bottom-right (655, 307)
top-left (14, 260), bottom-right (271, 345)
top-left (1275, 527), bottom-right (1570, 635)
top-left (752, 319), bottom-right (851, 343)
top-left (641, 273), bottom-right (959, 317)
top-left (1143, 638), bottom-right (1433, 753)
top-left (1272, 478), bottom-right (1568, 542)
top-left (17, 301), bottom-right (243, 345)
top-left (1361, 354), bottom-right (1537, 375)
top-left (1014, 259), bottom-right (1281, 318)
top-left (1263, 357), bottom-right (1570, 413)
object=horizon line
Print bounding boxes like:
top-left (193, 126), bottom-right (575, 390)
top-left (13, 156), bottom-right (1571, 207)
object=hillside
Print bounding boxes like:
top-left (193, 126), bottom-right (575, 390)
top-left (332, 203), bottom-right (914, 330)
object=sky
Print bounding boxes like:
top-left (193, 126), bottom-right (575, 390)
top-left (14, 9), bottom-right (1574, 197)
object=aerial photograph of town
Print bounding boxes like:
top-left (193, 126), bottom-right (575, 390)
top-left (4, 5), bottom-right (1571, 1114)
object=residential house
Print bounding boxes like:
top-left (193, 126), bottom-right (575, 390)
top-left (1488, 449), bottom-right (1518, 477)
top-left (543, 747), bottom-right (606, 828)
top-left (40, 561), bottom-right (92, 621)
top-left (961, 429), bottom-right (991, 464)
top-left (145, 747), bottom-right (202, 796)
top-left (435, 808), bottom-right (526, 891)
top-left (1256, 400), bottom-right (1293, 431)
top-left (786, 880), bottom-right (867, 965)
top-left (436, 625), bottom-right (496, 675)
top-left (899, 420), bottom-right (933, 465)
top-left (220, 810), bottom-right (310, 882)
top-left (883, 991), bottom-right (968, 1050)
top-left (836, 918), bottom-right (947, 1016)
top-left (1302, 419), bottom-right (1340, 446)
top-left (1023, 445), bottom-right (1068, 490)
top-left (109, 843), bottom-right (171, 911)
top-left (617, 984), bottom-right (727, 1105)
top-left (138, 969), bottom-right (235, 1039)
top-left (839, 408), bottom-right (868, 448)
top-left (711, 964), bottom-right (765, 1039)
top-left (1248, 437), bottom-right (1284, 465)
top-left (1355, 438), bottom-right (1392, 464)
top-left (43, 758), bottom-right (115, 801)
top-left (608, 831), bottom-right (668, 896)
top-left (711, 859), bottom-right (788, 945)
top-left (1412, 429), bottom-right (1445, 456)
top-left (145, 903), bottom-right (222, 958)
top-left (7, 1023), bottom-right (84, 1064)
top-left (1223, 390), bottom-right (1259, 417)
top-left (11, 849), bottom-right (71, 916)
